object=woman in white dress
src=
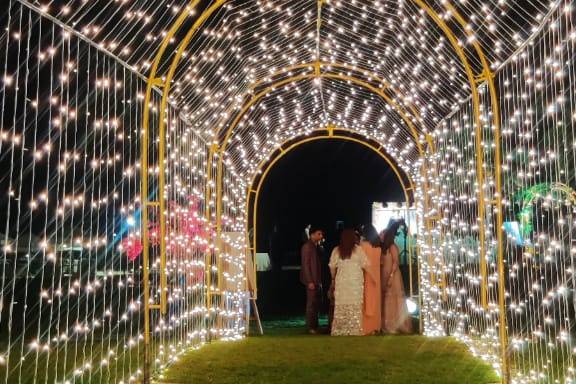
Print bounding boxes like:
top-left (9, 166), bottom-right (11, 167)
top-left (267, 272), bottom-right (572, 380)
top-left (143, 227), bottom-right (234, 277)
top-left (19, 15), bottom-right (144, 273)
top-left (329, 228), bottom-right (372, 336)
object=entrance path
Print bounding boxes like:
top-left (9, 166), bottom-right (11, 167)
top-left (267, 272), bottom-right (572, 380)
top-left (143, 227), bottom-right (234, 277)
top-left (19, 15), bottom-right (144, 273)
top-left (159, 325), bottom-right (499, 384)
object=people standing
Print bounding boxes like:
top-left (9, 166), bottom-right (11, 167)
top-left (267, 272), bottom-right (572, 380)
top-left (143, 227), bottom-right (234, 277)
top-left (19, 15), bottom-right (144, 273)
top-left (300, 226), bottom-right (324, 334)
top-left (381, 220), bottom-right (412, 334)
top-left (360, 224), bottom-right (382, 335)
top-left (329, 229), bottom-right (372, 336)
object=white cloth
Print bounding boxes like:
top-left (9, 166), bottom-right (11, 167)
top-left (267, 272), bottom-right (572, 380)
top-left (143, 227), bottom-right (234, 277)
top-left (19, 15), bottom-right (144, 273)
top-left (329, 245), bottom-right (369, 336)
top-left (329, 245), bottom-right (369, 306)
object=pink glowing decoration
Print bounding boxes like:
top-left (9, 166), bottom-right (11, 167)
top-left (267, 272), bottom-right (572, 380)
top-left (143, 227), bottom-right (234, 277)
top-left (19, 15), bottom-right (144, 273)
top-left (121, 237), bottom-right (143, 261)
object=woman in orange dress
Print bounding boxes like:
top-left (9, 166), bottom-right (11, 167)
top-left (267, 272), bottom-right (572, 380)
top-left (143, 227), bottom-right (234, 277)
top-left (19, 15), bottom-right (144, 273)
top-left (360, 224), bottom-right (381, 335)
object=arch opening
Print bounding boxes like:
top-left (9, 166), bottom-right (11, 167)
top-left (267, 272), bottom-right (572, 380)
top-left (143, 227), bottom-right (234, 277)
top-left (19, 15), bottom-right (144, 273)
top-left (246, 133), bottom-right (419, 327)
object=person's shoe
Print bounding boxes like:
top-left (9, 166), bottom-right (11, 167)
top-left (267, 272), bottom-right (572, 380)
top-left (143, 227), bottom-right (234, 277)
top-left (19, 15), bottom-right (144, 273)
top-left (308, 329), bottom-right (318, 334)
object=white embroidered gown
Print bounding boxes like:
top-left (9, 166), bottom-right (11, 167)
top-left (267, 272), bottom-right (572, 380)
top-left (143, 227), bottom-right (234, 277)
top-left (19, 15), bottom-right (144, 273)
top-left (329, 245), bottom-right (369, 336)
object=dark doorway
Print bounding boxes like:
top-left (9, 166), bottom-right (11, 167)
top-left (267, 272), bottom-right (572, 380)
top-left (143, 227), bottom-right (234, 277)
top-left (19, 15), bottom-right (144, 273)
top-left (255, 139), bottom-right (405, 318)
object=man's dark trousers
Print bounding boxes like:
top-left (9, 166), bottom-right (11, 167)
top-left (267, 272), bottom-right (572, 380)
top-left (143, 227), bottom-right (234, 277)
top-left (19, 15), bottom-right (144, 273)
top-left (306, 287), bottom-right (320, 331)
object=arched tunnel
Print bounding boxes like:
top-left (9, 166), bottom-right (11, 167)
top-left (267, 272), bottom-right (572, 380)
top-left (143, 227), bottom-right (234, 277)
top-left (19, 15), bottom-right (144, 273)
top-left (0, 0), bottom-right (574, 383)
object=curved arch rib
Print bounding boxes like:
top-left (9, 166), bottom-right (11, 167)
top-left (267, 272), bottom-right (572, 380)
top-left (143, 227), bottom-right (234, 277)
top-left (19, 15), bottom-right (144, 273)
top-left (245, 126), bottom-right (416, 301)
top-left (218, 71), bottom-right (429, 156)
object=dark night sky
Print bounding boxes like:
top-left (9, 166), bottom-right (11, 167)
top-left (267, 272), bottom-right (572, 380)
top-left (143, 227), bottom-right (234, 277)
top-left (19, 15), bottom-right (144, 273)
top-left (256, 139), bottom-right (404, 262)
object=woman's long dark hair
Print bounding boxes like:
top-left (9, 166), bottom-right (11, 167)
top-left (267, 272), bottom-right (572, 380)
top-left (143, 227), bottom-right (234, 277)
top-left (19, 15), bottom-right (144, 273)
top-left (362, 224), bottom-right (381, 248)
top-left (382, 220), bottom-right (402, 252)
top-left (338, 228), bottom-right (357, 259)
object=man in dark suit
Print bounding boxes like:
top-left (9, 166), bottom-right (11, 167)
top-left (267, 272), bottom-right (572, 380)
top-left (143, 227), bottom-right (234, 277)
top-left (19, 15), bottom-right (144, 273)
top-left (300, 226), bottom-right (324, 334)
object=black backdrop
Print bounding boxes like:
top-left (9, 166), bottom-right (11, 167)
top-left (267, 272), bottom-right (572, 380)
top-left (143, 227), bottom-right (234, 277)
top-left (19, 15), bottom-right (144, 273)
top-left (255, 139), bottom-right (404, 317)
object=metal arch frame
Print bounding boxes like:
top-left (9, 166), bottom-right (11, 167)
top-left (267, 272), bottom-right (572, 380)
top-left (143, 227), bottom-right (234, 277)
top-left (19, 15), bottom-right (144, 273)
top-left (211, 71), bottom-right (431, 234)
top-left (411, 0), bottom-right (492, 312)
top-left (211, 68), bottom-right (434, 243)
top-left (234, 61), bottom-right (426, 139)
top-left (210, 70), bottom-right (429, 319)
top-left (208, 68), bottom-right (430, 339)
top-left (141, 0), bottom-right (508, 382)
top-left (244, 125), bottom-right (417, 297)
top-left (210, 70), bottom-right (432, 318)
top-left (216, 70), bottom-right (432, 155)
top-left (140, 1), bottom-right (226, 381)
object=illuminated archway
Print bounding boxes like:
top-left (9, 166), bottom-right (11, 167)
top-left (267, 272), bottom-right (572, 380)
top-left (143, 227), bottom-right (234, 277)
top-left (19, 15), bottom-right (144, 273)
top-left (140, 0), bottom-right (507, 380)
top-left (1, 1), bottom-right (571, 383)
top-left (211, 72), bottom-right (430, 280)
top-left (244, 126), bottom-right (416, 292)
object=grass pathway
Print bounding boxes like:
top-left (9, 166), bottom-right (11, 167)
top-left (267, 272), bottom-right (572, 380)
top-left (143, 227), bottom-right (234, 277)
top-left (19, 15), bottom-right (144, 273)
top-left (160, 325), bottom-right (499, 384)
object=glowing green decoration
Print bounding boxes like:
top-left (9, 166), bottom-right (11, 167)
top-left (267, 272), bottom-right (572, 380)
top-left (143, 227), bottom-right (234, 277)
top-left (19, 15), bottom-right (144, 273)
top-left (514, 183), bottom-right (576, 239)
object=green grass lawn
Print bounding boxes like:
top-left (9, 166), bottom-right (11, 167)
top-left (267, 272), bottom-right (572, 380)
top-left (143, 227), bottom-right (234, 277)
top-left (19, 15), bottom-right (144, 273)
top-left (159, 324), bottom-right (499, 384)
top-left (0, 340), bottom-right (145, 384)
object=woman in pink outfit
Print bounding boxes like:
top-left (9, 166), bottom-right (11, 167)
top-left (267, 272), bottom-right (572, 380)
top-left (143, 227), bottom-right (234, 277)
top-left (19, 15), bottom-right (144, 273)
top-left (360, 224), bottom-right (381, 335)
top-left (380, 220), bottom-right (413, 334)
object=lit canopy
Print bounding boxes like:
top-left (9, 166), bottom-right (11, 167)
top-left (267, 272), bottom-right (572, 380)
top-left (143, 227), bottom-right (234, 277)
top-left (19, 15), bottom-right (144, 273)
top-left (35, 0), bottom-right (552, 177)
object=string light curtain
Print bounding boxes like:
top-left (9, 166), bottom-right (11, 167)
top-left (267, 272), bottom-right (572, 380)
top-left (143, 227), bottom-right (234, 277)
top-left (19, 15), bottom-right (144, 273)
top-left (496, 3), bottom-right (575, 382)
top-left (1, 0), bottom-right (574, 383)
top-left (419, 1), bottom-right (576, 383)
top-left (0, 1), bottom-right (215, 382)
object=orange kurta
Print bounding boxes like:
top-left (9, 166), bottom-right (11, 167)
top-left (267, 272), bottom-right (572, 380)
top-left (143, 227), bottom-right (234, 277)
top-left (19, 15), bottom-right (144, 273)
top-left (361, 241), bottom-right (381, 335)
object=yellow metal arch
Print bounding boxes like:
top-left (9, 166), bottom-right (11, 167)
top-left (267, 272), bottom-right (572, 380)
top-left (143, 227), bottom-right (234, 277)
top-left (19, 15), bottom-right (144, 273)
top-left (139, 1), bottom-right (225, 380)
top-left (210, 71), bottom-right (432, 306)
top-left (406, 6), bottom-right (506, 370)
top-left (245, 126), bottom-right (417, 299)
top-left (211, 70), bottom-right (434, 254)
top-left (209, 71), bottom-right (429, 318)
top-left (217, 71), bottom-right (429, 156)
top-left (412, 0), bottom-right (492, 312)
top-left (210, 68), bottom-right (431, 228)
top-left (246, 61), bottom-right (424, 124)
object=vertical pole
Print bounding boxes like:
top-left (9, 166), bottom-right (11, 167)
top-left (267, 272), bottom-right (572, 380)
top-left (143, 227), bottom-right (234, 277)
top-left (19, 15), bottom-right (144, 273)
top-left (473, 84), bottom-right (489, 311)
top-left (158, 99), bottom-right (168, 316)
top-left (407, 215), bottom-right (413, 298)
top-left (252, 184), bottom-right (259, 301)
top-left (216, 151), bottom-right (223, 291)
top-left (245, 187), bottom-right (253, 334)
top-left (215, 149), bottom-right (224, 330)
top-left (140, 79), bottom-right (157, 384)
top-left (141, 160), bottom-right (151, 384)
top-left (411, 177), bottom-right (422, 334)
top-left (205, 146), bottom-right (216, 332)
top-left (416, 224), bottom-right (423, 334)
top-left (486, 71), bottom-right (509, 384)
top-left (421, 160), bottom-right (439, 333)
